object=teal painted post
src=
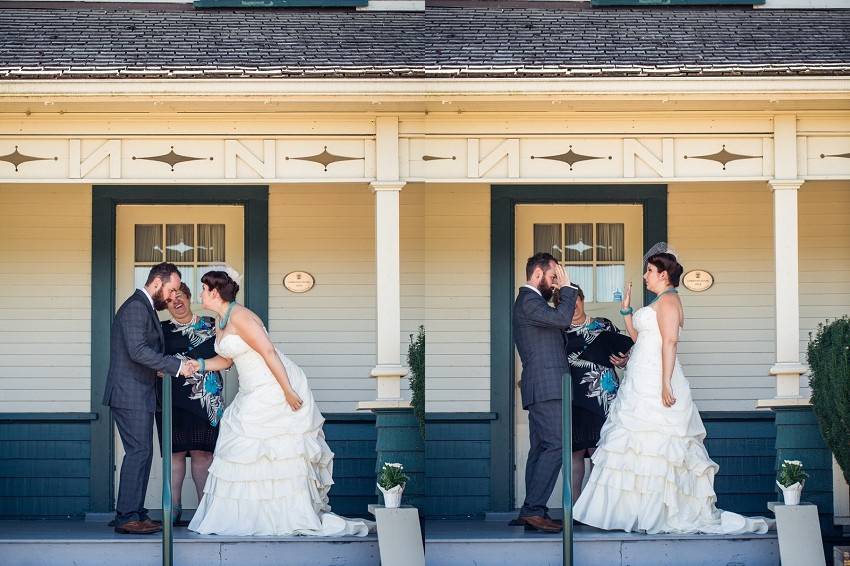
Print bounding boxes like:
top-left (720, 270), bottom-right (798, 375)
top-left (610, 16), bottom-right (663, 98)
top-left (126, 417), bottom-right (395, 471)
top-left (774, 406), bottom-right (837, 535)
top-left (562, 374), bottom-right (573, 566)
top-left (162, 375), bottom-right (173, 566)
top-left (373, 408), bottom-right (425, 510)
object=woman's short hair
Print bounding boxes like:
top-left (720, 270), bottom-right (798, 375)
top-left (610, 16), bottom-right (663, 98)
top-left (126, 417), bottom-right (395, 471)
top-left (177, 282), bottom-right (192, 299)
top-left (201, 270), bottom-right (239, 302)
top-left (646, 253), bottom-right (684, 287)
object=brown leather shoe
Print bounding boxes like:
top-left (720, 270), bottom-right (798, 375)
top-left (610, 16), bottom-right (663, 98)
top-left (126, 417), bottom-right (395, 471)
top-left (518, 515), bottom-right (563, 533)
top-left (114, 519), bottom-right (162, 534)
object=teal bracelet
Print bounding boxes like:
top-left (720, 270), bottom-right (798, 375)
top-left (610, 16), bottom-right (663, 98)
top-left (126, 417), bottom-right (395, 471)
top-left (619, 307), bottom-right (634, 316)
top-left (198, 358), bottom-right (206, 374)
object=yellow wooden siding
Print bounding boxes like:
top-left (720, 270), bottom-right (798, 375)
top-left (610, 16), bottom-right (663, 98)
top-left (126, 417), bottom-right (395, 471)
top-left (425, 184), bottom-right (491, 413)
top-left (268, 183), bottom-right (417, 412)
top-left (402, 183), bottom-right (426, 378)
top-left (668, 182), bottom-right (777, 411)
top-left (0, 184), bottom-right (92, 412)
top-left (799, 181), bottom-right (850, 398)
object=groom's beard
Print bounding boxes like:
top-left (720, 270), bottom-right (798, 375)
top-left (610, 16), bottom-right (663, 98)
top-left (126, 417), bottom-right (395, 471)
top-left (538, 281), bottom-right (554, 302)
top-left (152, 288), bottom-right (168, 311)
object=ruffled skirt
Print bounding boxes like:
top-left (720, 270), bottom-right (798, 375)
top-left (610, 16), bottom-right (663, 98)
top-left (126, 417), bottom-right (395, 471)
top-left (188, 355), bottom-right (372, 537)
top-left (573, 359), bottom-right (771, 535)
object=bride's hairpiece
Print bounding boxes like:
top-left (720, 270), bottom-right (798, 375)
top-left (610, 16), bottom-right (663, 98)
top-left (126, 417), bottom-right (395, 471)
top-left (643, 242), bottom-right (679, 266)
top-left (204, 265), bottom-right (243, 284)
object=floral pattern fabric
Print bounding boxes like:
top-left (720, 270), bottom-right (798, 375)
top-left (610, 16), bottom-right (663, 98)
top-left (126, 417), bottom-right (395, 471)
top-left (566, 317), bottom-right (621, 416)
top-left (164, 316), bottom-right (224, 427)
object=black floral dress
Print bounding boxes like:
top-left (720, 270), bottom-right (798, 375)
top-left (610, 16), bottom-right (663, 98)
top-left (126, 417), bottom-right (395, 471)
top-left (565, 318), bottom-right (623, 452)
top-left (155, 316), bottom-right (224, 453)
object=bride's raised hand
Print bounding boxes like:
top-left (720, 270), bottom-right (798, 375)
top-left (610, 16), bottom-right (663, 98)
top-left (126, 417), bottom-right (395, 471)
top-left (622, 281), bottom-right (632, 311)
top-left (662, 380), bottom-right (677, 408)
top-left (284, 388), bottom-right (303, 411)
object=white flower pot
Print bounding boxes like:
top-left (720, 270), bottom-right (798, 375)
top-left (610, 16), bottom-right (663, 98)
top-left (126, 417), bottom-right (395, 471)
top-left (378, 483), bottom-right (405, 508)
top-left (777, 480), bottom-right (804, 506)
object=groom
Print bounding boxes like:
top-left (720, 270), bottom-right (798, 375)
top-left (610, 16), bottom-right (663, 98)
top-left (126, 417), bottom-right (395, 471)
top-left (103, 262), bottom-right (197, 534)
top-left (513, 252), bottom-right (577, 533)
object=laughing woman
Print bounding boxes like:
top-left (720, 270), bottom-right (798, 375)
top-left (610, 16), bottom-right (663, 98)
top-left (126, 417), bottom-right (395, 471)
top-left (155, 282), bottom-right (224, 526)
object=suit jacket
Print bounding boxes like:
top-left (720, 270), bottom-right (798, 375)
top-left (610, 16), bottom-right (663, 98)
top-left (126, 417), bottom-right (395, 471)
top-left (512, 285), bottom-right (578, 409)
top-left (102, 289), bottom-right (182, 412)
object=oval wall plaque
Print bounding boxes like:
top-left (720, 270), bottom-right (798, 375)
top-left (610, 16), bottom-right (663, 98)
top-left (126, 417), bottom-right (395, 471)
top-left (283, 271), bottom-right (315, 293)
top-left (682, 270), bottom-right (714, 292)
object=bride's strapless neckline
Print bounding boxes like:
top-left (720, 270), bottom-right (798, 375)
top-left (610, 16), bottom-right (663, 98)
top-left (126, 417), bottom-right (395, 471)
top-left (216, 333), bottom-right (247, 355)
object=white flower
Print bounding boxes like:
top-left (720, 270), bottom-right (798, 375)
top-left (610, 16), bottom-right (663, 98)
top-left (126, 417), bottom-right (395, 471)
top-left (384, 463), bottom-right (403, 469)
top-left (783, 460), bottom-right (803, 467)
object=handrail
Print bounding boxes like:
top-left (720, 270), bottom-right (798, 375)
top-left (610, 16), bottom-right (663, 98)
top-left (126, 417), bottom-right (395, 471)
top-left (562, 373), bottom-right (573, 566)
top-left (162, 373), bottom-right (173, 566)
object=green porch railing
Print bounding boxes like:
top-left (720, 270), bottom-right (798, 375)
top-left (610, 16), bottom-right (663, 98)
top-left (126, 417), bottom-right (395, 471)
top-left (562, 373), bottom-right (573, 566)
top-left (162, 374), bottom-right (174, 566)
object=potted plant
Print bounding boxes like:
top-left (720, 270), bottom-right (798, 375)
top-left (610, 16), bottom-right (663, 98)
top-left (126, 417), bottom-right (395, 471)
top-left (377, 462), bottom-right (409, 508)
top-left (776, 460), bottom-right (809, 505)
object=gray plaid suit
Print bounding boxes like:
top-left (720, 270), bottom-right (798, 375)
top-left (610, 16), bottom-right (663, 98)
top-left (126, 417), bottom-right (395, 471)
top-left (513, 285), bottom-right (577, 517)
top-left (103, 289), bottom-right (181, 525)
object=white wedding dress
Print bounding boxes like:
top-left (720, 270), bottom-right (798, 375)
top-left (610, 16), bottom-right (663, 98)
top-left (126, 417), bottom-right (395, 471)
top-left (188, 333), bottom-right (373, 536)
top-left (573, 306), bottom-right (771, 535)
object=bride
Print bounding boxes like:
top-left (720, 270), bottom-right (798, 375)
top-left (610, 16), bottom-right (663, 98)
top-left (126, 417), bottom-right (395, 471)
top-left (573, 245), bottom-right (771, 535)
top-left (186, 269), bottom-right (371, 537)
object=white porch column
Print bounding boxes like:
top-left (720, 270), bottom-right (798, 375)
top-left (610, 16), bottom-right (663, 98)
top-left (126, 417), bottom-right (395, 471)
top-left (759, 115), bottom-right (808, 408)
top-left (359, 116), bottom-right (408, 410)
top-left (764, 179), bottom-right (807, 403)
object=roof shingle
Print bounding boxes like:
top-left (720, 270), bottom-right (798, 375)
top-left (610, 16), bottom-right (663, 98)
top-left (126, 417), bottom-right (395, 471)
top-left (0, 2), bottom-right (848, 78)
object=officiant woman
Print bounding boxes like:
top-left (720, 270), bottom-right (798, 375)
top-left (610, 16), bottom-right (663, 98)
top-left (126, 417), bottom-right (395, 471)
top-left (154, 282), bottom-right (224, 525)
top-left (556, 285), bottom-right (631, 504)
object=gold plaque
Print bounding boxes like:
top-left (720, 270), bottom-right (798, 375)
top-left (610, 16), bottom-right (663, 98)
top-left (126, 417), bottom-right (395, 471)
top-left (283, 271), bottom-right (315, 293)
top-left (682, 270), bottom-right (714, 292)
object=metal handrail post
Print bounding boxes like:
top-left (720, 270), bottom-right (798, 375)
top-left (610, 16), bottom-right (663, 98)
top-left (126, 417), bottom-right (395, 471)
top-left (162, 374), bottom-right (173, 566)
top-left (562, 372), bottom-right (573, 566)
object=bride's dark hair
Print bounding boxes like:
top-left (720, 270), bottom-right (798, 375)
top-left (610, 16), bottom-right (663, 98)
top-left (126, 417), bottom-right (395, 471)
top-left (202, 271), bottom-right (240, 302)
top-left (646, 253), bottom-right (683, 287)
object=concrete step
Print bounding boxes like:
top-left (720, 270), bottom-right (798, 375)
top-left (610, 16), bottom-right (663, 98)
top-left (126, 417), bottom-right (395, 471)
top-left (0, 521), bottom-right (380, 566)
top-left (425, 520), bottom-right (780, 566)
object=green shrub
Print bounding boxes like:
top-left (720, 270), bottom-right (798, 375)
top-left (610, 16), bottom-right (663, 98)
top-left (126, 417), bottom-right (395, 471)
top-left (408, 325), bottom-right (425, 439)
top-left (808, 316), bottom-right (850, 483)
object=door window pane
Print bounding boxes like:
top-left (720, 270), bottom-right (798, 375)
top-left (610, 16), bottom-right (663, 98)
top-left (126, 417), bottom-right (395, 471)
top-left (134, 224), bottom-right (163, 263)
top-left (567, 265), bottom-right (594, 302)
top-left (596, 265), bottom-right (625, 304)
top-left (596, 223), bottom-right (625, 262)
top-left (134, 267), bottom-right (150, 290)
top-left (166, 224), bottom-right (195, 263)
top-left (198, 224), bottom-right (226, 263)
top-left (533, 224), bottom-right (562, 261)
top-left (565, 224), bottom-right (593, 262)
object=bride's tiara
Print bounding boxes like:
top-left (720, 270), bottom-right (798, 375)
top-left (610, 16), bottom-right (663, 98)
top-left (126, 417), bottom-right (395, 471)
top-left (643, 242), bottom-right (679, 265)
